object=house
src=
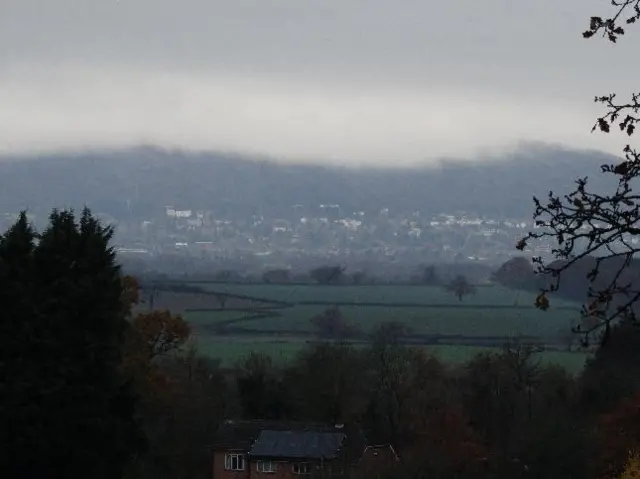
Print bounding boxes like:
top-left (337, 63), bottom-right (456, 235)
top-left (212, 421), bottom-right (396, 479)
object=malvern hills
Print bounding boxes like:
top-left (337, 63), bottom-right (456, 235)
top-left (0, 143), bottom-right (619, 219)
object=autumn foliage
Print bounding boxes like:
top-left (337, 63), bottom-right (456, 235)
top-left (593, 393), bottom-right (640, 477)
top-left (402, 407), bottom-right (489, 477)
top-left (618, 451), bottom-right (640, 479)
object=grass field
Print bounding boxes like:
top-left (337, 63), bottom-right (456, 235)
top-left (190, 335), bottom-right (589, 374)
top-left (186, 303), bottom-right (579, 337)
top-left (194, 283), bottom-right (578, 308)
top-left (183, 283), bottom-right (581, 336)
top-left (150, 282), bottom-right (589, 372)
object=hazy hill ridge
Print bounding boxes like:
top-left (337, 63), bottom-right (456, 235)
top-left (0, 144), bottom-right (617, 219)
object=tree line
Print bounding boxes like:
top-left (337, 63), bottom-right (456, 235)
top-left (137, 262), bottom-right (490, 287)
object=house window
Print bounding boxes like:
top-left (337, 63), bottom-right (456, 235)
top-left (224, 453), bottom-right (245, 471)
top-left (293, 462), bottom-right (311, 475)
top-left (257, 460), bottom-right (277, 473)
top-left (331, 464), bottom-right (344, 476)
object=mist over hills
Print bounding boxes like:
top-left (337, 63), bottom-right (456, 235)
top-left (0, 144), bottom-right (618, 220)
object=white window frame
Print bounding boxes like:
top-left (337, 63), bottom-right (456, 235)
top-left (224, 453), bottom-right (245, 471)
top-left (257, 460), bottom-right (277, 473)
top-left (293, 462), bottom-right (311, 475)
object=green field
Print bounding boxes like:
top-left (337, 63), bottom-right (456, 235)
top-left (187, 303), bottom-right (579, 337)
top-left (184, 283), bottom-right (581, 336)
top-left (159, 282), bottom-right (589, 372)
top-left (183, 309), bottom-right (259, 326)
top-left (189, 336), bottom-right (589, 374)
top-left (194, 283), bottom-right (577, 308)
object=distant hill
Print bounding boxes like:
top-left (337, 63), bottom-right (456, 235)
top-left (0, 144), bottom-right (619, 219)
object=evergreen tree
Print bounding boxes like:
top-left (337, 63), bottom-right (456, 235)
top-left (0, 209), bottom-right (143, 478)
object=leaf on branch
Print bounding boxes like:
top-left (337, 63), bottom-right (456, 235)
top-left (598, 118), bottom-right (611, 133)
top-left (535, 293), bottom-right (550, 311)
top-left (516, 238), bottom-right (527, 251)
top-left (614, 162), bottom-right (631, 175)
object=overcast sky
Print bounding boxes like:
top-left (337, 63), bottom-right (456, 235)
top-left (0, 0), bottom-right (636, 164)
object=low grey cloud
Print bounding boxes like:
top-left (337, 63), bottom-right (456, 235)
top-left (0, 0), bottom-right (636, 164)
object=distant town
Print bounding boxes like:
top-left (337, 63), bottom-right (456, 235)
top-left (1, 205), bottom-right (553, 278)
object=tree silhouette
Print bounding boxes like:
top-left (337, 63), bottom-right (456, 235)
top-left (493, 257), bottom-right (538, 291)
top-left (309, 306), bottom-right (361, 339)
top-left (422, 265), bottom-right (439, 285)
top-left (235, 352), bottom-right (290, 419)
top-left (444, 275), bottom-right (477, 301)
top-left (287, 343), bottom-right (367, 424)
top-left (309, 265), bottom-right (345, 284)
top-left (517, 1), bottom-right (640, 345)
top-left (0, 209), bottom-right (143, 478)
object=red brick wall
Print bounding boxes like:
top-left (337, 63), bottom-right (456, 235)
top-left (213, 451), bottom-right (250, 479)
top-left (252, 459), bottom-right (291, 479)
top-left (214, 452), bottom-right (347, 479)
top-left (251, 459), bottom-right (323, 479)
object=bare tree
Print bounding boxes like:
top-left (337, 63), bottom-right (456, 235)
top-left (444, 275), bottom-right (476, 302)
top-left (517, 1), bottom-right (640, 346)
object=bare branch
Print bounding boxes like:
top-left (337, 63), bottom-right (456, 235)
top-left (582, 1), bottom-right (640, 42)
top-left (518, 144), bottom-right (640, 344)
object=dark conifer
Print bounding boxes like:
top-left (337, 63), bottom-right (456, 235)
top-left (0, 208), bottom-right (143, 478)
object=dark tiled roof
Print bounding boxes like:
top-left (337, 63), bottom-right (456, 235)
top-left (213, 420), bottom-right (367, 463)
top-left (249, 430), bottom-right (346, 460)
top-left (213, 420), bottom-right (264, 450)
top-left (213, 420), bottom-right (347, 451)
